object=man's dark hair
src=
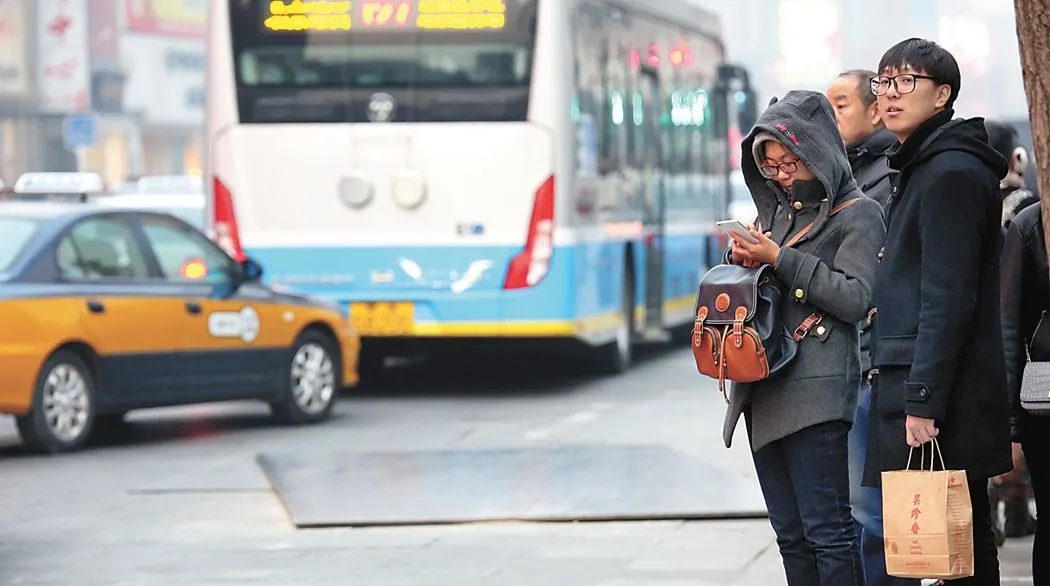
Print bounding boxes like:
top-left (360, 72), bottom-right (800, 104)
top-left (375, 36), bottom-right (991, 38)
top-left (877, 38), bottom-right (961, 109)
top-left (838, 69), bottom-right (878, 108)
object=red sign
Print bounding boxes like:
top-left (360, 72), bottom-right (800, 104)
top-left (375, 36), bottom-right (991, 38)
top-left (124, 0), bottom-right (205, 38)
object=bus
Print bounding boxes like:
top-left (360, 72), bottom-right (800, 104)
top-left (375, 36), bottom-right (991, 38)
top-left (206, 0), bottom-right (756, 374)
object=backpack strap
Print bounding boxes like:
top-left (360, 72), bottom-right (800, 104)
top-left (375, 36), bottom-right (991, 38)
top-left (785, 197), bottom-right (860, 341)
top-left (784, 197), bottom-right (859, 248)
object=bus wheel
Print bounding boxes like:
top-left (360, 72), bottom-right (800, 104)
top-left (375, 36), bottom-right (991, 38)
top-left (594, 264), bottom-right (634, 374)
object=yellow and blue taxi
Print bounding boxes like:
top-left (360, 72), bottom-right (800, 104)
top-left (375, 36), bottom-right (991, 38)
top-left (0, 174), bottom-right (360, 453)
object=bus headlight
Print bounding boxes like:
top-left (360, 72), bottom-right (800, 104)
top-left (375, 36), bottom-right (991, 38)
top-left (339, 172), bottom-right (374, 209)
top-left (392, 170), bottom-right (427, 210)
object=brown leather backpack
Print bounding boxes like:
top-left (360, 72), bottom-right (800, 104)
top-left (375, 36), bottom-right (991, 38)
top-left (692, 198), bottom-right (858, 402)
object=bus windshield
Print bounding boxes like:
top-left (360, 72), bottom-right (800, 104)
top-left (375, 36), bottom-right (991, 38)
top-left (228, 0), bottom-right (538, 124)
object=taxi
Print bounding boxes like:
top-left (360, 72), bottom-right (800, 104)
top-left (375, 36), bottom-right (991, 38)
top-left (0, 173), bottom-right (360, 453)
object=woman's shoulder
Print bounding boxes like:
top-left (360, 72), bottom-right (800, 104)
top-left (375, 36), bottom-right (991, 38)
top-left (833, 194), bottom-right (884, 225)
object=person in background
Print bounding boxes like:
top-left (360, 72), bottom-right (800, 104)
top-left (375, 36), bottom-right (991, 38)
top-left (985, 120), bottom-right (1039, 232)
top-left (985, 119), bottom-right (1039, 546)
top-left (724, 89), bottom-right (884, 586)
top-left (827, 69), bottom-right (898, 208)
top-left (826, 69), bottom-right (914, 586)
top-left (1001, 199), bottom-right (1050, 585)
top-left (865, 37), bottom-right (1012, 585)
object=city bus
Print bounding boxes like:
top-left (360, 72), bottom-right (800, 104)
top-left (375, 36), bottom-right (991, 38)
top-left (206, 0), bottom-right (755, 374)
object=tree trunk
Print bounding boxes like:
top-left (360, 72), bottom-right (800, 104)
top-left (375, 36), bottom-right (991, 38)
top-left (1014, 0), bottom-right (1050, 270)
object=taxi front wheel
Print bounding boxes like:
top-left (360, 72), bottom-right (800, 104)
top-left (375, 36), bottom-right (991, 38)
top-left (16, 350), bottom-right (96, 454)
top-left (270, 330), bottom-right (339, 425)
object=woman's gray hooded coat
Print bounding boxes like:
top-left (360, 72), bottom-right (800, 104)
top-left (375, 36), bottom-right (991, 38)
top-left (722, 90), bottom-right (886, 451)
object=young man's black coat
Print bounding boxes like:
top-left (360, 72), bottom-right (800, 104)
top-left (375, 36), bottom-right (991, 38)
top-left (864, 109), bottom-right (1013, 486)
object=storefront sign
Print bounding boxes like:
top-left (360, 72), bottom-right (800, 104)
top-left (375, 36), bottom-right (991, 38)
top-left (121, 34), bottom-right (203, 125)
top-left (36, 0), bottom-right (91, 112)
top-left (90, 0), bottom-right (120, 67)
top-left (125, 0), bottom-right (206, 38)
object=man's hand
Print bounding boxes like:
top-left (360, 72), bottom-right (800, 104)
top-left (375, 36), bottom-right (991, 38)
top-left (994, 443), bottom-right (1028, 486)
top-left (905, 415), bottom-right (939, 448)
top-left (1012, 442), bottom-right (1026, 474)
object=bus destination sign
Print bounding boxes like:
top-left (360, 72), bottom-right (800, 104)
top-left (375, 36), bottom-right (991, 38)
top-left (263, 0), bottom-right (508, 32)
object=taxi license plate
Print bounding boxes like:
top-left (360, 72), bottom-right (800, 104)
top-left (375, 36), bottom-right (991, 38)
top-left (350, 302), bottom-right (414, 336)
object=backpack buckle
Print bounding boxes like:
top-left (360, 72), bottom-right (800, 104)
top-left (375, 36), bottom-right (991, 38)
top-left (733, 306), bottom-right (747, 348)
top-left (793, 313), bottom-right (823, 342)
top-left (693, 306), bottom-right (709, 347)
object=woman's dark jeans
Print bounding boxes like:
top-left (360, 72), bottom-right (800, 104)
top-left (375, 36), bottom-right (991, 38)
top-left (750, 419), bottom-right (863, 586)
top-left (1021, 412), bottom-right (1049, 585)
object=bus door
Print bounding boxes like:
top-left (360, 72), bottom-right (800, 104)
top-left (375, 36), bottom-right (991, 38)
top-left (639, 65), bottom-right (666, 335)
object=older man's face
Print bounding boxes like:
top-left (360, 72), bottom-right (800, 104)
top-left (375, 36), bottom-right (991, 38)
top-left (826, 75), bottom-right (881, 147)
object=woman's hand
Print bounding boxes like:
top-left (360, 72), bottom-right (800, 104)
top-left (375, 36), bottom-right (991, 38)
top-left (730, 229), bottom-right (781, 266)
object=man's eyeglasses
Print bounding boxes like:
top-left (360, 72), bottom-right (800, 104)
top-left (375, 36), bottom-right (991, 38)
top-left (759, 160), bottom-right (800, 178)
top-left (870, 74), bottom-right (937, 96)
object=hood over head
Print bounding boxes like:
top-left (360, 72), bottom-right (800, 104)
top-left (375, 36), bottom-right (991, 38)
top-left (741, 90), bottom-right (858, 235)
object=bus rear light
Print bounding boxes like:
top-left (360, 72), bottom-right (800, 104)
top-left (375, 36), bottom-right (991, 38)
top-left (504, 176), bottom-right (555, 290)
top-left (212, 176), bottom-right (246, 262)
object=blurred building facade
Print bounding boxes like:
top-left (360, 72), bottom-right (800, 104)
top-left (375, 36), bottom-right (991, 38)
top-left (0, 0), bottom-right (205, 185)
top-left (698, 0), bottom-right (1029, 123)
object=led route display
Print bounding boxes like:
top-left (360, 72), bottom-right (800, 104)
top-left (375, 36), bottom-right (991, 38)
top-left (262, 0), bottom-right (509, 32)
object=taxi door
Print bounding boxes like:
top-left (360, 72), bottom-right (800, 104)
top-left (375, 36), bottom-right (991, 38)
top-left (136, 214), bottom-right (297, 399)
top-left (181, 283), bottom-right (298, 398)
top-left (57, 215), bottom-right (184, 403)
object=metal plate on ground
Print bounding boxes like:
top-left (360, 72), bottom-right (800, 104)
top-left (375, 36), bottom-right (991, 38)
top-left (256, 444), bottom-right (767, 528)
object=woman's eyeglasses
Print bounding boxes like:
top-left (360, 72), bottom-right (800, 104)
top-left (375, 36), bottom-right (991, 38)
top-left (759, 160), bottom-right (800, 178)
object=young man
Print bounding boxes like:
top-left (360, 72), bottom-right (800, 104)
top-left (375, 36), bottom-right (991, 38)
top-left (865, 38), bottom-right (1013, 585)
top-left (825, 70), bottom-right (912, 586)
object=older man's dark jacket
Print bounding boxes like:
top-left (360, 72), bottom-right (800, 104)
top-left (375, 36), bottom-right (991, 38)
top-left (864, 109), bottom-right (1013, 487)
top-left (848, 128), bottom-right (897, 374)
top-left (848, 128), bottom-right (897, 209)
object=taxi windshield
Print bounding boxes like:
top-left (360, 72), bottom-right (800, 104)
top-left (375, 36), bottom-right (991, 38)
top-left (0, 217), bottom-right (44, 272)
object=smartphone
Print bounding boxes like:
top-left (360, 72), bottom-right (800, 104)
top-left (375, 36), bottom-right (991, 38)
top-left (716, 219), bottom-right (759, 244)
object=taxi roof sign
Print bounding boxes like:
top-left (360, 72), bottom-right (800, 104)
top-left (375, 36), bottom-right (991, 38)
top-left (14, 172), bottom-right (105, 195)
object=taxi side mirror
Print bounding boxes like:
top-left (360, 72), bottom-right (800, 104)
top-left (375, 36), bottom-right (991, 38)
top-left (239, 257), bottom-right (264, 282)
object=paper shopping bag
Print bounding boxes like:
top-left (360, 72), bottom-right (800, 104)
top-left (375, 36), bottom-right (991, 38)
top-left (882, 440), bottom-right (974, 580)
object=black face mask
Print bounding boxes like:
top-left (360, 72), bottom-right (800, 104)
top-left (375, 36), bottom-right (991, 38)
top-left (789, 179), bottom-right (825, 203)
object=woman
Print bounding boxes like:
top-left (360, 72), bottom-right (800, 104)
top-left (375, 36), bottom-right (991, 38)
top-left (1001, 200), bottom-right (1049, 584)
top-left (987, 120), bottom-right (1038, 546)
top-left (722, 90), bottom-right (885, 586)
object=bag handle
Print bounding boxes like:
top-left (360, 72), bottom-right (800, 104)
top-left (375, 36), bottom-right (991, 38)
top-left (905, 438), bottom-right (947, 472)
top-left (1026, 309), bottom-right (1050, 363)
top-left (783, 197), bottom-right (860, 341)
